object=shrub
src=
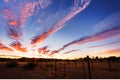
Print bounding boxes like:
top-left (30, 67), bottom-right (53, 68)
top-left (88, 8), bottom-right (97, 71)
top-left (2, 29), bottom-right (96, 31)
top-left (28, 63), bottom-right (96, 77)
top-left (22, 62), bottom-right (36, 70)
top-left (5, 61), bottom-right (18, 68)
top-left (18, 57), bottom-right (26, 62)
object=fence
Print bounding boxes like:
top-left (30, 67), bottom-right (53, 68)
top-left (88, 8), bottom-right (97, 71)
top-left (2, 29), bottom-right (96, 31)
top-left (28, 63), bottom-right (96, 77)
top-left (36, 55), bottom-right (119, 79)
top-left (0, 56), bottom-right (119, 79)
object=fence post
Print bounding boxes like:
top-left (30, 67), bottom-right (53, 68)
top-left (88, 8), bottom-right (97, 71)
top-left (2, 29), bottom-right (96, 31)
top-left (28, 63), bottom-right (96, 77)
top-left (54, 59), bottom-right (57, 78)
top-left (91, 60), bottom-right (94, 71)
top-left (87, 55), bottom-right (92, 79)
top-left (63, 61), bottom-right (65, 78)
top-left (75, 60), bottom-right (77, 72)
top-left (82, 60), bottom-right (86, 78)
top-left (51, 62), bottom-right (52, 71)
top-left (108, 60), bottom-right (112, 71)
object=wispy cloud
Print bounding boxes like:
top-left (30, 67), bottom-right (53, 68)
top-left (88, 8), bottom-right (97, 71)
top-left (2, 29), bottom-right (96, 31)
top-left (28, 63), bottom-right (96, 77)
top-left (0, 43), bottom-right (13, 52)
top-left (4, 0), bottom-right (9, 3)
top-left (31, 0), bottom-right (91, 45)
top-left (10, 41), bottom-right (27, 53)
top-left (60, 26), bottom-right (120, 51)
top-left (104, 48), bottom-right (120, 54)
top-left (48, 50), bottom-right (59, 56)
top-left (89, 41), bottom-right (120, 48)
top-left (1, 0), bottom-right (51, 53)
top-left (94, 11), bottom-right (120, 32)
top-left (38, 46), bottom-right (48, 54)
top-left (95, 48), bottom-right (120, 56)
top-left (63, 49), bottom-right (79, 54)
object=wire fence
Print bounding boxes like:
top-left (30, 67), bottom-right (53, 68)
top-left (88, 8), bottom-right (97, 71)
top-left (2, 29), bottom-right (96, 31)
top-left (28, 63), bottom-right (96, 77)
top-left (0, 56), bottom-right (119, 79)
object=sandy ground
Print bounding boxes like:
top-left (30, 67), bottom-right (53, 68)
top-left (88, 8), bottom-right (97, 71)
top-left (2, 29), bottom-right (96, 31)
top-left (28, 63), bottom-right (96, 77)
top-left (0, 61), bottom-right (119, 79)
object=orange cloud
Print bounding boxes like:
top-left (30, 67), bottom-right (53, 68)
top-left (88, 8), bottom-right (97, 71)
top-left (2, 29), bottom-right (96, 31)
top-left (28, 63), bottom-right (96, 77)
top-left (32, 32), bottom-right (48, 44)
top-left (0, 43), bottom-right (13, 52)
top-left (38, 46), bottom-right (48, 54)
top-left (104, 48), bottom-right (120, 54)
top-left (10, 42), bottom-right (27, 53)
top-left (31, 28), bottom-right (55, 44)
top-left (9, 20), bottom-right (17, 26)
top-left (0, 47), bottom-right (13, 52)
top-left (95, 48), bottom-right (120, 57)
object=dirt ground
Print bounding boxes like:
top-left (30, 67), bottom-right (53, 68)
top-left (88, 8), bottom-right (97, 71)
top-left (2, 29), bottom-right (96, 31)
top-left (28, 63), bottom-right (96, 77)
top-left (0, 61), bottom-right (119, 79)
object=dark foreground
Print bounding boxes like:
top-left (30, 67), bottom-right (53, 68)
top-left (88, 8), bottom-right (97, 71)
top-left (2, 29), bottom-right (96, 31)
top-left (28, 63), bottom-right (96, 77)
top-left (0, 57), bottom-right (120, 79)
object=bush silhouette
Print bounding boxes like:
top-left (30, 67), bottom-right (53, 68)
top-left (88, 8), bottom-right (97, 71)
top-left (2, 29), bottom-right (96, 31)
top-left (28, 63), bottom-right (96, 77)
top-left (18, 57), bottom-right (26, 62)
top-left (22, 62), bottom-right (36, 70)
top-left (5, 61), bottom-right (18, 68)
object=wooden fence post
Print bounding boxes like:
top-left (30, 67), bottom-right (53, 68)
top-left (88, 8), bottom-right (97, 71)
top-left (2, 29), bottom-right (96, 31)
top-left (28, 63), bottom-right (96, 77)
top-left (108, 60), bottom-right (112, 71)
top-left (63, 61), bottom-right (65, 78)
top-left (87, 55), bottom-right (92, 79)
top-left (75, 60), bottom-right (77, 72)
top-left (54, 59), bottom-right (57, 78)
top-left (82, 60), bottom-right (86, 78)
top-left (51, 62), bottom-right (52, 71)
top-left (91, 60), bottom-right (94, 71)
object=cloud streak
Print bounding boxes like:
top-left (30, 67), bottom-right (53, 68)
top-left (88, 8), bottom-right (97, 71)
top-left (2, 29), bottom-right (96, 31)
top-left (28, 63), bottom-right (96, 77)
top-left (10, 41), bottom-right (27, 53)
top-left (95, 48), bottom-right (120, 56)
top-left (2, 9), bottom-right (21, 40)
top-left (60, 26), bottom-right (120, 51)
top-left (95, 11), bottom-right (120, 32)
top-left (1, 0), bottom-right (51, 53)
top-left (48, 50), bottom-right (59, 56)
top-left (38, 46), bottom-right (48, 54)
top-left (0, 43), bottom-right (13, 52)
top-left (64, 49), bottom-right (79, 54)
top-left (31, 0), bottom-right (91, 44)
top-left (90, 41), bottom-right (120, 48)
top-left (4, 0), bottom-right (9, 3)
top-left (104, 48), bottom-right (120, 54)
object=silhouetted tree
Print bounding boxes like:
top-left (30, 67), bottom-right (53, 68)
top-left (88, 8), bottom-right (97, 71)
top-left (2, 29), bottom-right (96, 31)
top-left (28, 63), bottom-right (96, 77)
top-left (108, 56), bottom-right (118, 62)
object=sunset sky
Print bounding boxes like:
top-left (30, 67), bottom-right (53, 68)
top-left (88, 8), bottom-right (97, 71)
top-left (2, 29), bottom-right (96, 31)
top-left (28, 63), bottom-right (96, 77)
top-left (0, 0), bottom-right (120, 59)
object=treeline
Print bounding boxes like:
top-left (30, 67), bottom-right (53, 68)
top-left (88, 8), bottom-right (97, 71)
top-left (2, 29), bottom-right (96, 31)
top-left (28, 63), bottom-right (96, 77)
top-left (0, 56), bottom-right (120, 62)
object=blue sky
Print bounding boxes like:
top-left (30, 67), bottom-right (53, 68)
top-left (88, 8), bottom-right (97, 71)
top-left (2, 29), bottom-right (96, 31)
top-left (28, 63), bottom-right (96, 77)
top-left (0, 0), bottom-right (120, 59)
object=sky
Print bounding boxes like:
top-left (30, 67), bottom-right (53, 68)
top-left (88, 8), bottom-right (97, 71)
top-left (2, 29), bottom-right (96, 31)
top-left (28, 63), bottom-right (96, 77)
top-left (0, 0), bottom-right (120, 59)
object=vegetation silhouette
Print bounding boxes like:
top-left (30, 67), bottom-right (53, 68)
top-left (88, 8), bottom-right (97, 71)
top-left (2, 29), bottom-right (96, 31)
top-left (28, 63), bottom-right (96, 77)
top-left (0, 56), bottom-right (119, 79)
top-left (22, 62), bottom-right (36, 70)
top-left (5, 61), bottom-right (18, 68)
